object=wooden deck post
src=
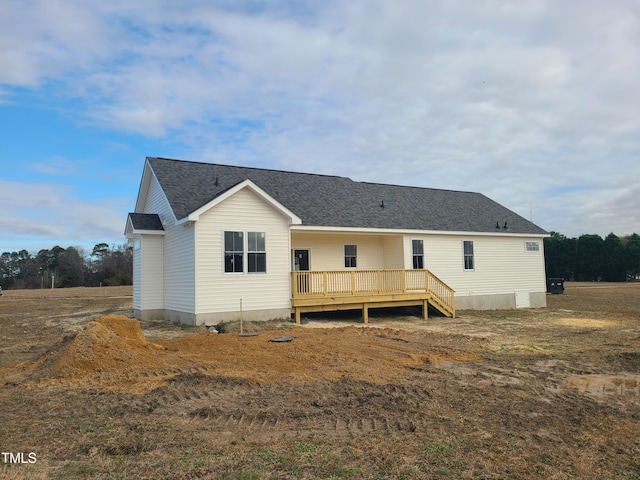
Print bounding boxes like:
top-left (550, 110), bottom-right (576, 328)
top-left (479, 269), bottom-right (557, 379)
top-left (363, 303), bottom-right (369, 324)
top-left (423, 299), bottom-right (429, 320)
top-left (295, 308), bottom-right (301, 325)
top-left (323, 271), bottom-right (328, 296)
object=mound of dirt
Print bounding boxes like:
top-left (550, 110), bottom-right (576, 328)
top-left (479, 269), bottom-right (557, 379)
top-left (42, 315), bottom-right (165, 379)
top-left (3, 316), bottom-right (481, 394)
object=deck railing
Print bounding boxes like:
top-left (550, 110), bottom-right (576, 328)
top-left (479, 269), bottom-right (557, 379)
top-left (292, 269), bottom-right (455, 316)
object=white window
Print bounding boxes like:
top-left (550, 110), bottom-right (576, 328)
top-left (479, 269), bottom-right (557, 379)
top-left (412, 240), bottom-right (424, 269)
top-left (463, 240), bottom-right (474, 270)
top-left (248, 232), bottom-right (266, 273)
top-left (344, 245), bottom-right (357, 268)
top-left (224, 231), bottom-right (267, 274)
top-left (224, 231), bottom-right (244, 273)
top-left (525, 241), bottom-right (540, 252)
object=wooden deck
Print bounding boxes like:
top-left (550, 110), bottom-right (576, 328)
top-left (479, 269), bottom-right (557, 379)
top-left (291, 269), bottom-right (455, 324)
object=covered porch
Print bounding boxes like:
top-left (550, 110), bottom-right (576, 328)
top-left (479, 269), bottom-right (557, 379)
top-left (291, 269), bottom-right (455, 324)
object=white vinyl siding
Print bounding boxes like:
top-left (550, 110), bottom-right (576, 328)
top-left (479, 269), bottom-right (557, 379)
top-left (195, 187), bottom-right (291, 315)
top-left (138, 234), bottom-right (163, 310)
top-left (291, 233), bottom-right (385, 270)
top-left (133, 239), bottom-right (141, 310)
top-left (382, 236), bottom-right (404, 269)
top-left (419, 234), bottom-right (547, 297)
top-left (145, 173), bottom-right (195, 314)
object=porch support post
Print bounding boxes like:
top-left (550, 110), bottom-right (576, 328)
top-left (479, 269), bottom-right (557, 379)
top-left (295, 307), bottom-right (301, 325)
top-left (363, 303), bottom-right (369, 324)
top-left (423, 299), bottom-right (429, 320)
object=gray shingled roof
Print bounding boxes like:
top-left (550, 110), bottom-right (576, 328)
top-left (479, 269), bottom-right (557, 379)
top-left (146, 157), bottom-right (548, 235)
top-left (128, 213), bottom-right (164, 231)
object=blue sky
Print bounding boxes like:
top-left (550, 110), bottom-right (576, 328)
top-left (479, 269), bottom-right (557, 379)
top-left (1, 0), bottom-right (639, 254)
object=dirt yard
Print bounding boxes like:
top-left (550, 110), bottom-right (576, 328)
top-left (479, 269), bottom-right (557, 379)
top-left (0, 283), bottom-right (639, 479)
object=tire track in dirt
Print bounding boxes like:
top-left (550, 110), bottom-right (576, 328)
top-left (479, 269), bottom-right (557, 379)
top-left (101, 372), bottom-right (431, 443)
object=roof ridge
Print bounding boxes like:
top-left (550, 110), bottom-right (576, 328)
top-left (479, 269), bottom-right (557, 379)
top-left (150, 156), bottom-right (351, 181)
top-left (150, 157), bottom-right (482, 194)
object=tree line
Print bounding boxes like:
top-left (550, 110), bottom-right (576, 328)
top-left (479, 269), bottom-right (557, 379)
top-left (544, 232), bottom-right (640, 282)
top-left (0, 243), bottom-right (133, 290)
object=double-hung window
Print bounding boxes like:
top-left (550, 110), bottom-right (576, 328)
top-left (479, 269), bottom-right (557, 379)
top-left (344, 245), bottom-right (357, 268)
top-left (224, 231), bottom-right (266, 273)
top-left (224, 231), bottom-right (244, 273)
top-left (412, 240), bottom-right (424, 269)
top-left (248, 232), bottom-right (266, 273)
top-left (463, 240), bottom-right (475, 271)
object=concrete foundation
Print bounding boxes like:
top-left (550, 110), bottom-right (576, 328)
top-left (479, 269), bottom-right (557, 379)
top-left (135, 307), bottom-right (291, 326)
top-left (455, 291), bottom-right (546, 310)
top-left (136, 292), bottom-right (547, 325)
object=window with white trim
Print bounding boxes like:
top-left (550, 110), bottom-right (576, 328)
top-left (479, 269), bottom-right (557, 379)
top-left (525, 241), bottom-right (540, 252)
top-left (248, 232), bottom-right (266, 273)
top-left (412, 240), bottom-right (424, 269)
top-left (224, 231), bottom-right (267, 274)
top-left (224, 231), bottom-right (244, 273)
top-left (344, 245), bottom-right (357, 268)
top-left (463, 240), bottom-right (475, 270)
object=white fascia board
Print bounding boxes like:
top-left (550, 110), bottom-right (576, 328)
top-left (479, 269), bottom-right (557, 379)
top-left (180, 179), bottom-right (302, 225)
top-left (133, 229), bottom-right (165, 235)
top-left (291, 225), bottom-right (549, 238)
top-left (134, 160), bottom-right (153, 213)
top-left (138, 159), bottom-right (177, 225)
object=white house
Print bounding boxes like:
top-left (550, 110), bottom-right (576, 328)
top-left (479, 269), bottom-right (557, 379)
top-left (125, 157), bottom-right (549, 325)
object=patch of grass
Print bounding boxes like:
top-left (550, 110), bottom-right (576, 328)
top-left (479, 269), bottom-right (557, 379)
top-left (332, 466), bottom-right (359, 477)
top-left (293, 442), bottom-right (316, 453)
top-left (421, 441), bottom-right (458, 455)
top-left (293, 441), bottom-right (316, 461)
top-left (223, 473), bottom-right (262, 480)
top-left (254, 449), bottom-right (283, 466)
top-left (161, 451), bottom-right (213, 476)
top-left (56, 462), bottom-right (97, 478)
top-left (539, 452), bottom-right (556, 466)
top-left (433, 469), bottom-right (456, 477)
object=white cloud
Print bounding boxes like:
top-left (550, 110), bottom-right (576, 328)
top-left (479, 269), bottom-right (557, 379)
top-left (1, 0), bottom-right (639, 238)
top-left (0, 180), bottom-right (132, 252)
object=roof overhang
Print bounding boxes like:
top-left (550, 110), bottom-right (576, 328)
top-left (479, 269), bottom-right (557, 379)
top-left (134, 158), bottom-right (176, 222)
top-left (177, 179), bottom-right (303, 225)
top-left (124, 213), bottom-right (166, 239)
top-left (291, 225), bottom-right (550, 238)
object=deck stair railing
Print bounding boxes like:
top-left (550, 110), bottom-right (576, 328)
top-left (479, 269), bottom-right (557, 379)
top-left (292, 269), bottom-right (455, 318)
